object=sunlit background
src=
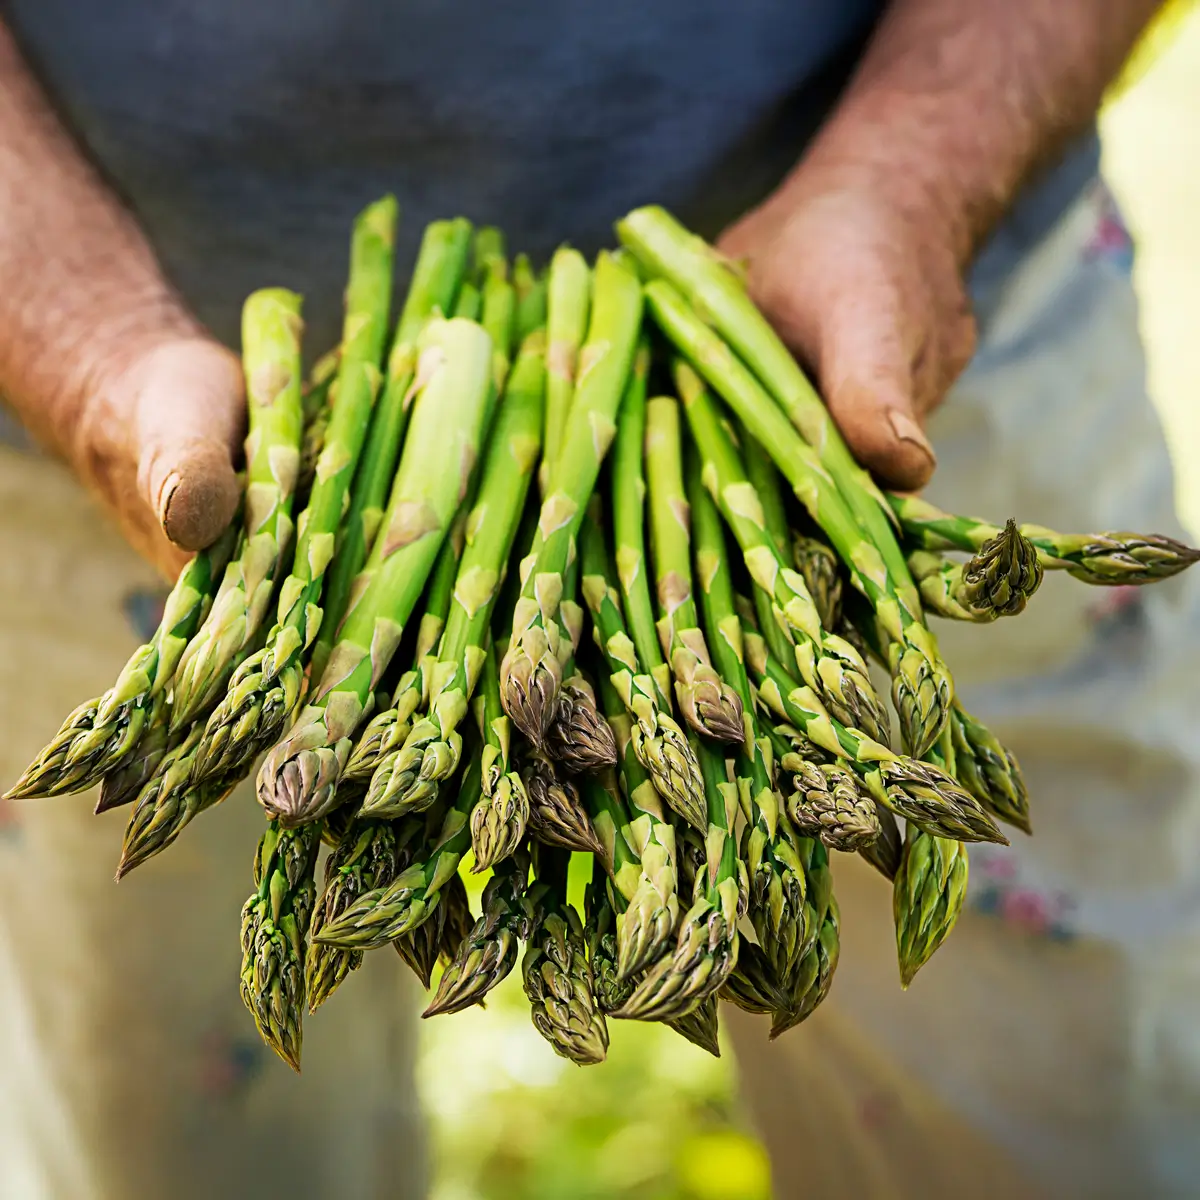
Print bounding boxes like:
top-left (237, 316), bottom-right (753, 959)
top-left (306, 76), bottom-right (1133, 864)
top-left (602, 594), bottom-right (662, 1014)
top-left (417, 6), bottom-right (1200, 1197)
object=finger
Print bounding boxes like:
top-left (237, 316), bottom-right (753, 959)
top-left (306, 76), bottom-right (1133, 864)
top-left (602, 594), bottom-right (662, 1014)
top-left (132, 338), bottom-right (245, 551)
top-left (749, 268), bottom-right (938, 493)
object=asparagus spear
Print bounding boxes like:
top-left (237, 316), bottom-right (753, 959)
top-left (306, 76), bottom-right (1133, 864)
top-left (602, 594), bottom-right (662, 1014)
top-left (513, 253), bottom-right (548, 342)
top-left (618, 207), bottom-right (928, 639)
top-left (310, 216), bottom-right (470, 681)
top-left (655, 289), bottom-right (952, 756)
top-left (94, 698), bottom-right (170, 814)
top-left (674, 358), bottom-right (891, 746)
top-left (609, 339), bottom-right (673, 705)
top-left (314, 748), bottom-right (483, 950)
top-left (522, 752), bottom-right (606, 857)
top-left (781, 754), bottom-right (881, 853)
top-left (771, 896), bottom-right (841, 1039)
top-left (890, 492), bottom-right (1200, 585)
top-left (393, 865), bottom-right (472, 989)
top-left (894, 733), bottom-right (970, 986)
top-left (907, 520), bottom-right (1042, 622)
top-left (194, 206), bottom-right (405, 784)
top-left (792, 534), bottom-right (844, 632)
top-left (720, 938), bottom-right (790, 1016)
top-left (297, 346), bottom-right (341, 504)
top-left (687, 448), bottom-right (810, 985)
top-left (585, 861), bottom-right (636, 1014)
top-left (169, 287), bottom-right (309, 728)
top-left (542, 246), bottom-right (591, 493)
top-left (522, 849), bottom-right (609, 1066)
top-left (239, 819), bottom-right (321, 1071)
top-left (424, 848), bottom-right (534, 1016)
top-left (579, 502), bottom-right (706, 832)
top-left (950, 702), bottom-right (1031, 834)
top-left (645, 395), bottom-right (743, 743)
top-left (358, 330), bottom-right (545, 819)
top-left (747, 639), bottom-right (1006, 845)
top-left (305, 817), bottom-right (420, 1012)
top-left (340, 669), bottom-right (423, 789)
top-left (595, 671), bottom-right (681, 979)
top-left (545, 668), bottom-right (619, 774)
top-left (255, 317), bottom-right (493, 825)
top-left (452, 282), bottom-right (481, 321)
top-left (7, 506), bottom-right (241, 799)
top-left (665, 996), bottom-right (721, 1057)
top-left (471, 637), bottom-right (531, 870)
top-left (742, 433), bottom-right (815, 669)
top-left (500, 252), bottom-right (643, 745)
top-left (859, 806), bottom-right (905, 882)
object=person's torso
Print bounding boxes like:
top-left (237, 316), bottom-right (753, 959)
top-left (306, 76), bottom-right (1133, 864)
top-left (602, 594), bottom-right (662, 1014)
top-left (6, 0), bottom-right (883, 349)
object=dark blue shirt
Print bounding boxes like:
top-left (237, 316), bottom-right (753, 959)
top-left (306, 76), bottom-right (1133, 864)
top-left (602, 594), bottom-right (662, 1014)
top-left (5, 1), bottom-right (1097, 353)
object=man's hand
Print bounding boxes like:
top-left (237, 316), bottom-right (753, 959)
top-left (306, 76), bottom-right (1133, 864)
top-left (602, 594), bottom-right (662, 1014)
top-left (0, 20), bottom-right (243, 578)
top-left (719, 163), bottom-right (973, 492)
top-left (720, 0), bottom-right (1163, 492)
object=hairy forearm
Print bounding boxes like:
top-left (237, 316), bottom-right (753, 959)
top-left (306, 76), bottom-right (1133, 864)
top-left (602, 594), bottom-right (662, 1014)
top-left (0, 20), bottom-right (195, 452)
top-left (790, 0), bottom-right (1163, 264)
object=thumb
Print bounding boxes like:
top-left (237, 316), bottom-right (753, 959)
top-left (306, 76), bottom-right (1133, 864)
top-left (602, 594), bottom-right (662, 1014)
top-left (816, 310), bottom-right (938, 493)
top-left (131, 338), bottom-right (245, 552)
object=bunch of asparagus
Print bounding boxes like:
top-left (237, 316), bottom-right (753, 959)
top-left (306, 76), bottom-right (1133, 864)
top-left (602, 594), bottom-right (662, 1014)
top-left (10, 199), bottom-right (1198, 1071)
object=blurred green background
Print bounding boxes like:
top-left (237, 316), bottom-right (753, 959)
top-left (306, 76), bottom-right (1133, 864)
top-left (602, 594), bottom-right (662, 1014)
top-left (418, 7), bottom-right (1200, 1197)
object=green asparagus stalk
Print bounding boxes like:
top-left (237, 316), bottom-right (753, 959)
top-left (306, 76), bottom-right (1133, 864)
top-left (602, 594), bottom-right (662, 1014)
top-left (687, 448), bottom-right (810, 985)
top-left (781, 754), bottom-right (881, 853)
top-left (720, 938), bottom-right (790, 1016)
top-left (239, 819), bottom-right (322, 1070)
top-left (314, 749), bottom-right (483, 950)
top-left (522, 849), bottom-right (609, 1065)
top-left (655, 288), bottom-right (952, 756)
top-left (255, 317), bottom-right (493, 825)
top-left (792, 534), bottom-right (844, 632)
top-left (424, 848), bottom-right (534, 1016)
top-left (770, 895), bottom-right (841, 1039)
top-left (500, 252), bottom-right (643, 745)
top-left (93, 698), bottom-right (170, 814)
top-left (297, 345), bottom-right (341, 503)
top-left (7, 505), bottom-right (242, 799)
top-left (306, 817), bottom-right (420, 1011)
top-left (610, 338), bottom-right (673, 705)
top-left (513, 253), bottom-right (548, 343)
top-left (115, 723), bottom-right (241, 877)
top-left (542, 246), bottom-right (591, 493)
top-left (310, 216), bottom-right (470, 680)
top-left (393, 866), bottom-right (472, 989)
top-left (675, 358), bottom-right (891, 746)
top-left (359, 331), bottom-right (545, 819)
top-left (545, 668), bottom-right (619, 774)
top-left (859, 805), bottom-right (905, 882)
top-left (894, 733), bottom-right (969, 986)
top-left (950, 702), bottom-right (1031, 834)
top-left (585, 861), bottom-right (636, 1014)
top-left (890, 492), bottom-right (1200, 585)
top-left (579, 764), bottom-right (646, 904)
top-left (340, 669), bottom-right (423, 789)
top-left (741, 432), bottom-right (813, 668)
top-left (645, 395), bottom-right (743, 743)
top-left (169, 288), bottom-right (309, 728)
top-left (579, 503), bottom-right (706, 831)
top-left (522, 751), bottom-right (606, 857)
top-left (595, 671), bottom-right (681, 979)
top-left (194, 206), bottom-right (404, 784)
top-left (747, 638), bottom-right (1006, 845)
top-left (665, 996), bottom-right (721, 1058)
top-left (471, 638), bottom-right (531, 870)
top-left (907, 520), bottom-right (1042, 622)
top-left (452, 282), bottom-right (481, 321)
top-left (618, 206), bottom-right (925, 629)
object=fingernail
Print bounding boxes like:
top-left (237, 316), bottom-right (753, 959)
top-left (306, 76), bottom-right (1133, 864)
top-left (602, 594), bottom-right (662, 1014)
top-left (887, 410), bottom-right (936, 465)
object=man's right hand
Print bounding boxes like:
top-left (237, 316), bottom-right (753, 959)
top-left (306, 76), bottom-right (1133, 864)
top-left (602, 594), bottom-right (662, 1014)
top-left (0, 19), bottom-right (244, 579)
